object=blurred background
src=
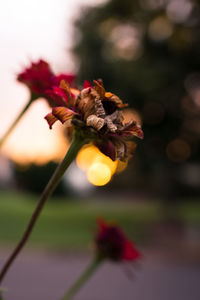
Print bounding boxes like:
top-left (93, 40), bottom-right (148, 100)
top-left (0, 0), bottom-right (200, 299)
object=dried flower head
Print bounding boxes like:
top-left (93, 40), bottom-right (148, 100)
top-left (45, 79), bottom-right (143, 161)
top-left (17, 59), bottom-right (75, 101)
top-left (95, 218), bottom-right (141, 261)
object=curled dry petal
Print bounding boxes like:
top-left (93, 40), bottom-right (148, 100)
top-left (77, 94), bottom-right (94, 118)
top-left (94, 98), bottom-right (106, 118)
top-left (44, 113), bottom-right (58, 129)
top-left (104, 92), bottom-right (128, 108)
top-left (104, 116), bottom-right (118, 132)
top-left (60, 80), bottom-right (73, 101)
top-left (86, 115), bottom-right (105, 131)
top-left (45, 107), bottom-right (76, 129)
top-left (93, 80), bottom-right (105, 98)
top-left (122, 121), bottom-right (144, 139)
top-left (52, 107), bottom-right (77, 124)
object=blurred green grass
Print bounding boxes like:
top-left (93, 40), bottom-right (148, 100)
top-left (0, 190), bottom-right (199, 251)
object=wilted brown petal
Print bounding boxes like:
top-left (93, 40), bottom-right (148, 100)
top-left (86, 115), bottom-right (105, 131)
top-left (93, 80), bottom-right (105, 98)
top-left (122, 121), bottom-right (144, 139)
top-left (104, 116), bottom-right (118, 132)
top-left (52, 107), bottom-right (76, 124)
top-left (104, 92), bottom-right (128, 108)
top-left (44, 112), bottom-right (58, 129)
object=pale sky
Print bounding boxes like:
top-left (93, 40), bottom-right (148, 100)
top-left (0, 0), bottom-right (105, 163)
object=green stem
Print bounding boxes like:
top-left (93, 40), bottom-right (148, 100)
top-left (0, 135), bottom-right (86, 284)
top-left (0, 98), bottom-right (34, 149)
top-left (61, 257), bottom-right (102, 300)
top-left (0, 287), bottom-right (7, 300)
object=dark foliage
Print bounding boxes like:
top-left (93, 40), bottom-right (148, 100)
top-left (13, 161), bottom-right (66, 196)
top-left (72, 0), bottom-right (200, 197)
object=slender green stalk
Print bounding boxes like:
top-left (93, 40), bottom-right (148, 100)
top-left (0, 287), bottom-right (7, 300)
top-left (0, 135), bottom-right (86, 284)
top-left (0, 98), bottom-right (33, 148)
top-left (0, 294), bottom-right (4, 300)
top-left (61, 257), bottom-right (102, 300)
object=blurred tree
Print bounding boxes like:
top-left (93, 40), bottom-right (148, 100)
top-left (13, 161), bottom-right (66, 196)
top-left (72, 0), bottom-right (200, 198)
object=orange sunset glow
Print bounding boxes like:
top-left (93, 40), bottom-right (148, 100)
top-left (1, 99), bottom-right (68, 164)
top-left (0, 0), bottom-right (105, 165)
top-left (0, 0), bottom-right (133, 187)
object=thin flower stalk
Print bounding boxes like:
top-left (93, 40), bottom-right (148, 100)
top-left (0, 59), bottom-right (75, 149)
top-left (60, 218), bottom-right (141, 300)
top-left (61, 257), bottom-right (102, 300)
top-left (0, 133), bottom-right (86, 284)
top-left (0, 76), bottom-right (143, 289)
top-left (0, 97), bottom-right (33, 148)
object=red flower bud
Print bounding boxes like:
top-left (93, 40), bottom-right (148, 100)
top-left (95, 218), bottom-right (141, 261)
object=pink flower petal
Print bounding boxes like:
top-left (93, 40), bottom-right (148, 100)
top-left (53, 73), bottom-right (75, 86)
top-left (83, 80), bottom-right (92, 89)
top-left (45, 86), bottom-right (69, 106)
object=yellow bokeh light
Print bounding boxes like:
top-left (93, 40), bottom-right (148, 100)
top-left (76, 144), bottom-right (99, 171)
top-left (87, 162), bottom-right (112, 186)
top-left (76, 144), bottom-right (118, 175)
top-left (94, 154), bottom-right (117, 175)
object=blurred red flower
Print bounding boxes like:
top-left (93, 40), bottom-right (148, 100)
top-left (53, 74), bottom-right (75, 87)
top-left (95, 218), bottom-right (141, 261)
top-left (17, 59), bottom-right (75, 100)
